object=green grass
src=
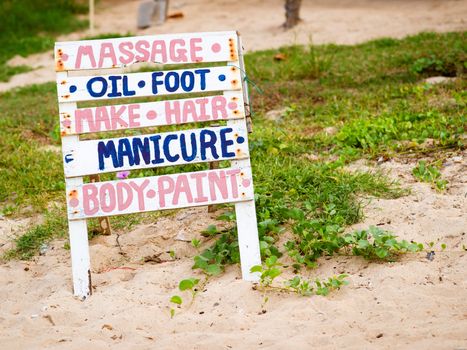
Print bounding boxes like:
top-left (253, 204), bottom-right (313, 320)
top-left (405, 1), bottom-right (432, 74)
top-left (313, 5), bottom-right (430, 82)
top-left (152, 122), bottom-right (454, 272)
top-left (1, 31), bottom-right (465, 260)
top-left (0, 0), bottom-right (88, 81)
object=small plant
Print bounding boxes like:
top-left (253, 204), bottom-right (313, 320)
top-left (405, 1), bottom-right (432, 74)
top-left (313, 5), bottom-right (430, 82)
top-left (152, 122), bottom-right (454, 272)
top-left (344, 226), bottom-right (423, 261)
top-left (287, 274), bottom-right (349, 296)
top-left (412, 160), bottom-right (448, 191)
top-left (169, 277), bottom-right (200, 317)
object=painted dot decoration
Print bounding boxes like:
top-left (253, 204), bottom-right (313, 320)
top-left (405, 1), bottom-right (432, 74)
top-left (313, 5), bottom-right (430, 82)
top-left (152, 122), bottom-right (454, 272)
top-left (146, 111), bottom-right (157, 120)
top-left (69, 85), bottom-right (77, 93)
top-left (138, 80), bottom-right (146, 88)
top-left (228, 102), bottom-right (238, 110)
top-left (146, 190), bottom-right (156, 198)
top-left (62, 119), bottom-right (72, 127)
top-left (211, 43), bottom-right (221, 53)
top-left (242, 179), bottom-right (251, 188)
top-left (236, 136), bottom-right (245, 144)
top-left (218, 74), bottom-right (226, 82)
top-left (69, 198), bottom-right (79, 207)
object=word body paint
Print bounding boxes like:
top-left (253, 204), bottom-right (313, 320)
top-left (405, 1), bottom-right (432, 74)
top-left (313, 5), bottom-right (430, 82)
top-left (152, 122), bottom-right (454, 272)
top-left (63, 125), bottom-right (249, 177)
top-left (57, 66), bottom-right (240, 102)
top-left (66, 167), bottom-right (254, 219)
top-left (55, 31), bottom-right (238, 71)
top-left (60, 92), bottom-right (244, 135)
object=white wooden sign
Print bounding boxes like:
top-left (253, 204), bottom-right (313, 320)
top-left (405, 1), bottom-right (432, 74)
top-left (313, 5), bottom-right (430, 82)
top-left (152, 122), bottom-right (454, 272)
top-left (56, 31), bottom-right (261, 299)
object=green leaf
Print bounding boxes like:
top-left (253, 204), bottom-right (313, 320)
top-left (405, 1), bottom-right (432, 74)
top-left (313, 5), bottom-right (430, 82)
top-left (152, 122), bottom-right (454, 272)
top-left (179, 278), bottom-right (199, 291)
top-left (250, 265), bottom-right (263, 273)
top-left (267, 267), bottom-right (282, 280)
top-left (375, 247), bottom-right (389, 259)
top-left (170, 295), bottom-right (182, 305)
top-left (357, 239), bottom-right (369, 249)
top-left (206, 264), bottom-right (222, 276)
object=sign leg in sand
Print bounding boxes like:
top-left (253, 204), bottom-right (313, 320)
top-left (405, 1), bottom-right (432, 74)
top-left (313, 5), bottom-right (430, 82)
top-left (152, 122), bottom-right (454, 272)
top-left (55, 31), bottom-right (261, 299)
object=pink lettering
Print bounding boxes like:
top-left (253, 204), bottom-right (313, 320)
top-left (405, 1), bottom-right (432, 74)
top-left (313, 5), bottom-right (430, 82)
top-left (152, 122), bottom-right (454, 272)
top-left (128, 104), bottom-right (141, 127)
top-left (110, 105), bottom-right (129, 130)
top-left (190, 172), bottom-right (208, 203)
top-left (211, 96), bottom-right (228, 119)
top-left (98, 43), bottom-right (117, 68)
top-left (150, 40), bottom-right (167, 63)
top-left (165, 101), bottom-right (181, 124)
top-left (189, 38), bottom-right (203, 62)
top-left (116, 182), bottom-right (133, 211)
top-left (158, 176), bottom-right (175, 207)
top-left (94, 107), bottom-right (111, 132)
top-left (170, 39), bottom-right (187, 62)
top-left (74, 108), bottom-right (94, 133)
top-left (182, 101), bottom-right (196, 123)
top-left (208, 170), bottom-right (228, 201)
top-left (173, 175), bottom-right (193, 205)
top-left (100, 183), bottom-right (116, 213)
top-left (129, 179), bottom-right (150, 211)
top-left (195, 98), bottom-right (210, 121)
top-left (82, 184), bottom-right (99, 215)
top-left (226, 169), bottom-right (241, 198)
top-left (118, 41), bottom-right (135, 65)
top-left (135, 40), bottom-right (150, 61)
top-left (75, 45), bottom-right (96, 69)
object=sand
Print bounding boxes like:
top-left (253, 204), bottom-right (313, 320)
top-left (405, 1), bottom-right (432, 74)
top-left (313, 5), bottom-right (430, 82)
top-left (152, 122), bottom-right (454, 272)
top-left (1, 152), bottom-right (466, 349)
top-left (1, 1), bottom-right (466, 349)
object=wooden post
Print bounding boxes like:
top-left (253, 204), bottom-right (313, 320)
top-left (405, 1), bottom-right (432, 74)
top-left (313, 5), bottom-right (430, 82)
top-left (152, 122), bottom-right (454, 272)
top-left (89, 0), bottom-right (95, 35)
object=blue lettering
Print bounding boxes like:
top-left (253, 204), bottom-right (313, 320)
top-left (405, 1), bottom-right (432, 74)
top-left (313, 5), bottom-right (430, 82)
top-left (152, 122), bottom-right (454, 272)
top-left (180, 133), bottom-right (197, 162)
top-left (87, 77), bottom-right (107, 98)
top-left (149, 135), bottom-right (164, 164)
top-left (180, 71), bottom-right (194, 92)
top-left (107, 75), bottom-right (122, 98)
top-left (200, 129), bottom-right (218, 160)
top-left (117, 138), bottom-right (134, 167)
top-left (219, 127), bottom-right (235, 158)
top-left (97, 140), bottom-right (119, 170)
top-left (195, 69), bottom-right (210, 90)
top-left (151, 72), bottom-right (164, 95)
top-left (122, 75), bottom-right (136, 96)
top-left (132, 137), bottom-right (151, 165)
top-left (165, 72), bottom-right (180, 92)
top-left (163, 134), bottom-right (180, 162)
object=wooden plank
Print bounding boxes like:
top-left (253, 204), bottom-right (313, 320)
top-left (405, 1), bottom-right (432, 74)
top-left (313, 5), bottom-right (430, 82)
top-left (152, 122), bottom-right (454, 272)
top-left (60, 92), bottom-right (92, 298)
top-left (63, 124), bottom-right (249, 177)
top-left (226, 34), bottom-right (261, 281)
top-left (59, 91), bottom-right (244, 136)
top-left (55, 31), bottom-right (238, 71)
top-left (66, 166), bottom-right (254, 220)
top-left (57, 66), bottom-right (242, 103)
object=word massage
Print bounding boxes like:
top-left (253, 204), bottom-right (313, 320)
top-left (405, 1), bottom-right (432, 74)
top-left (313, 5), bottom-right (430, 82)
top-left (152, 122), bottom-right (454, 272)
top-left (74, 37), bottom-right (207, 69)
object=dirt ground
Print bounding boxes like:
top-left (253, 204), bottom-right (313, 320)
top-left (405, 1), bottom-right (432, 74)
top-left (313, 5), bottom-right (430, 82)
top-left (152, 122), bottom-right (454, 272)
top-left (0, 1), bottom-right (466, 349)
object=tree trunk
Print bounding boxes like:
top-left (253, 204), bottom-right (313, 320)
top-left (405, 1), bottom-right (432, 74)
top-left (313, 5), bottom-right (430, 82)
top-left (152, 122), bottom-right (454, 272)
top-left (283, 0), bottom-right (302, 29)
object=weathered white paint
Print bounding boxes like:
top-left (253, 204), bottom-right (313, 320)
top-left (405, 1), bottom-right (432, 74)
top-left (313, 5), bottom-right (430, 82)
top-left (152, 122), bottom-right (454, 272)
top-left (62, 125), bottom-right (250, 177)
top-left (227, 35), bottom-right (261, 281)
top-left (66, 166), bottom-right (254, 220)
top-left (55, 31), bottom-right (238, 71)
top-left (57, 31), bottom-right (261, 297)
top-left (59, 88), bottom-right (92, 298)
top-left (60, 91), bottom-right (244, 136)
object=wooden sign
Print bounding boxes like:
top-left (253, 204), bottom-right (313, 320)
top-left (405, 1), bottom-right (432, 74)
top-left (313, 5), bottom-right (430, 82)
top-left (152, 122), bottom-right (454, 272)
top-left (56, 31), bottom-right (261, 299)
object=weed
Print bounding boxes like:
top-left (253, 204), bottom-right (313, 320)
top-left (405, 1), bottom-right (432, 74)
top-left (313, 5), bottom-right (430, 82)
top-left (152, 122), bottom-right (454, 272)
top-left (412, 160), bottom-right (448, 190)
top-left (287, 274), bottom-right (349, 296)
